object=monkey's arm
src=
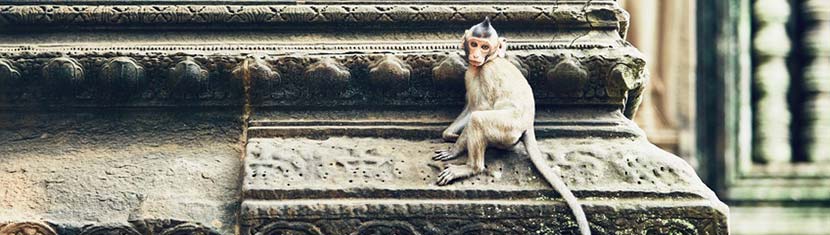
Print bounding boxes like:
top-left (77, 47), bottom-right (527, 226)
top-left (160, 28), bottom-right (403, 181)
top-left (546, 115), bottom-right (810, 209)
top-left (442, 104), bottom-right (472, 142)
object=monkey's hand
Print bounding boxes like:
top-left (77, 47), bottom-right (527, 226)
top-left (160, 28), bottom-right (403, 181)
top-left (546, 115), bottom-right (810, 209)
top-left (437, 164), bottom-right (476, 186)
top-left (433, 148), bottom-right (461, 161)
top-left (441, 131), bottom-right (459, 142)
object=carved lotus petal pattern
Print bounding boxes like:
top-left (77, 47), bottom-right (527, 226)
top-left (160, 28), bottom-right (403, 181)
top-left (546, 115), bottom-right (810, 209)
top-left (256, 222), bottom-right (322, 235)
top-left (432, 53), bottom-right (467, 90)
top-left (42, 57), bottom-right (85, 96)
top-left (169, 58), bottom-right (209, 97)
top-left (0, 59), bottom-right (22, 86)
top-left (100, 57), bottom-right (144, 96)
top-left (369, 55), bottom-right (411, 93)
top-left (233, 57), bottom-right (280, 99)
top-left (78, 223), bottom-right (141, 235)
top-left (233, 57), bottom-right (280, 83)
top-left (43, 57), bottom-right (84, 83)
top-left (355, 221), bottom-right (420, 235)
top-left (545, 58), bottom-right (588, 96)
top-left (280, 6), bottom-right (316, 22)
top-left (0, 222), bottom-right (56, 235)
top-left (304, 58), bottom-right (350, 94)
top-left (160, 223), bottom-right (219, 235)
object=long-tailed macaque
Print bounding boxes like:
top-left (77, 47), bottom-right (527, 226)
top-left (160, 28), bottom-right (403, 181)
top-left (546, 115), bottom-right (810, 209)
top-left (433, 17), bottom-right (591, 235)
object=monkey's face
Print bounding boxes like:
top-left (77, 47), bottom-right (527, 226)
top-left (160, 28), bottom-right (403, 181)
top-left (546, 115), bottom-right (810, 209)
top-left (465, 37), bottom-right (498, 67)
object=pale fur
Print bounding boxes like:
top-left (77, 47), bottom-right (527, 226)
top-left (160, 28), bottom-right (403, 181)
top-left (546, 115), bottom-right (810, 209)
top-left (433, 36), bottom-right (591, 235)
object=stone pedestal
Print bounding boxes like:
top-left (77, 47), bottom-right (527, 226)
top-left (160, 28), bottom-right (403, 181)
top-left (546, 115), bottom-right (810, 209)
top-left (241, 109), bottom-right (727, 234)
top-left (0, 0), bottom-right (727, 234)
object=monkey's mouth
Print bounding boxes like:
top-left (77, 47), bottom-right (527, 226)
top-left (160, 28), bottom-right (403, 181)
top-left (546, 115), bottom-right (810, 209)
top-left (469, 60), bottom-right (484, 67)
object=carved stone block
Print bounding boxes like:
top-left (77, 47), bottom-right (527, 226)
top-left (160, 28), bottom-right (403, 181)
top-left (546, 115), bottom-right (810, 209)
top-left (240, 109), bottom-right (727, 234)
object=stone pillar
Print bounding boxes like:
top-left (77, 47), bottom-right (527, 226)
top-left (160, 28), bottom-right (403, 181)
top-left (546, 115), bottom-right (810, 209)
top-left (752, 0), bottom-right (793, 163)
top-left (803, 0), bottom-right (830, 162)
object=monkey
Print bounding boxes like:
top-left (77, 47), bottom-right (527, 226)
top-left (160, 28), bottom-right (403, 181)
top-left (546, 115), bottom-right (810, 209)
top-left (432, 17), bottom-right (591, 235)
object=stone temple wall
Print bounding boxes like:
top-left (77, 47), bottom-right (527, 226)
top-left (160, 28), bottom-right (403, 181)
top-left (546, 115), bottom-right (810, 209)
top-left (0, 1), bottom-right (727, 234)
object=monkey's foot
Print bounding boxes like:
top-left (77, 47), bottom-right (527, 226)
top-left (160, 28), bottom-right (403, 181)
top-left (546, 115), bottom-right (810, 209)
top-left (437, 164), bottom-right (476, 186)
top-left (433, 149), bottom-right (460, 161)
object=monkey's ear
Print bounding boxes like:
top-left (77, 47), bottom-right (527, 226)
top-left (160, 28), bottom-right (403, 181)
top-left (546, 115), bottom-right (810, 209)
top-left (497, 37), bottom-right (508, 57)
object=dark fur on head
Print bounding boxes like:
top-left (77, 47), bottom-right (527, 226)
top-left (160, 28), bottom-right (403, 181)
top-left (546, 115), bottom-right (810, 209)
top-left (463, 17), bottom-right (500, 63)
top-left (471, 17), bottom-right (498, 38)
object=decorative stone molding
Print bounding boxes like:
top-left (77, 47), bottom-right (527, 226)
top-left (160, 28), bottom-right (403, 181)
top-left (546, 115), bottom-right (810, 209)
top-left (42, 57), bottom-right (85, 97)
top-left (354, 221), bottom-right (421, 235)
top-left (544, 56), bottom-right (588, 96)
top-left (168, 57), bottom-right (209, 98)
top-left (0, 59), bottom-right (20, 84)
top-left (606, 59), bottom-right (647, 119)
top-left (233, 56), bottom-right (280, 99)
top-left (431, 53), bottom-right (467, 91)
top-left (803, 0), bottom-right (830, 162)
top-left (303, 58), bottom-right (351, 96)
top-left (0, 50), bottom-right (646, 108)
top-left (0, 220), bottom-right (220, 235)
top-left (0, 222), bottom-right (56, 235)
top-left (99, 57), bottom-right (144, 99)
top-left (0, 2), bottom-right (628, 36)
top-left (752, 0), bottom-right (793, 163)
top-left (368, 55), bottom-right (411, 94)
top-left (254, 221), bottom-right (322, 235)
top-left (159, 223), bottom-right (220, 235)
top-left (78, 223), bottom-right (141, 235)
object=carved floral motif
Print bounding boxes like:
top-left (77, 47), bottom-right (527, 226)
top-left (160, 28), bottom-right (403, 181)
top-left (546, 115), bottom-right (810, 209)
top-left (255, 222), bottom-right (322, 235)
top-left (232, 57), bottom-right (281, 99)
top-left (0, 4), bottom-right (627, 34)
top-left (168, 57), bottom-right (209, 98)
top-left (304, 58), bottom-right (351, 95)
top-left (78, 223), bottom-right (141, 235)
top-left (0, 222), bottom-right (56, 235)
top-left (0, 59), bottom-right (21, 86)
top-left (545, 57), bottom-right (588, 96)
top-left (100, 57), bottom-right (144, 99)
top-left (354, 221), bottom-right (420, 235)
top-left (160, 223), bottom-right (220, 235)
top-left (42, 57), bottom-right (85, 97)
top-left (368, 55), bottom-right (411, 94)
top-left (432, 53), bottom-right (467, 91)
top-left (0, 51), bottom-right (646, 109)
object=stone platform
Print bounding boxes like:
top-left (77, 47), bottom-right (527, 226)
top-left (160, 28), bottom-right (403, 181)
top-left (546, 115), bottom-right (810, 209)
top-left (239, 108), bottom-right (727, 234)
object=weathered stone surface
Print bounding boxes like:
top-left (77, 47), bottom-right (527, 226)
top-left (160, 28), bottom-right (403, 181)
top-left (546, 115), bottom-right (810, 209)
top-left (239, 108), bottom-right (726, 234)
top-left (0, 110), bottom-right (242, 234)
top-left (0, 0), bottom-right (726, 234)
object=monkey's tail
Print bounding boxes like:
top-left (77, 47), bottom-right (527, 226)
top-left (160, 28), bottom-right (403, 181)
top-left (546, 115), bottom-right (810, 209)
top-left (523, 129), bottom-right (591, 235)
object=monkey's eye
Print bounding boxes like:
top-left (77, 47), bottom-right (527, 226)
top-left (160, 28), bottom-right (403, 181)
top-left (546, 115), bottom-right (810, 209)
top-left (481, 45), bottom-right (490, 50)
top-left (470, 42), bottom-right (478, 47)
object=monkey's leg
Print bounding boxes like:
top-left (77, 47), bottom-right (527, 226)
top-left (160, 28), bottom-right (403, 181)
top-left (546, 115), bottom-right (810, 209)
top-left (443, 106), bottom-right (471, 142)
top-left (437, 110), bottom-right (523, 185)
top-left (433, 129), bottom-right (468, 161)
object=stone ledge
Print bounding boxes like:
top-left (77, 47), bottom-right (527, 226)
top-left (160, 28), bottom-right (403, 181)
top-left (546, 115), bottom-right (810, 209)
top-left (240, 198), bottom-right (727, 234)
top-left (240, 108), bottom-right (727, 234)
top-left (0, 1), bottom-right (626, 32)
